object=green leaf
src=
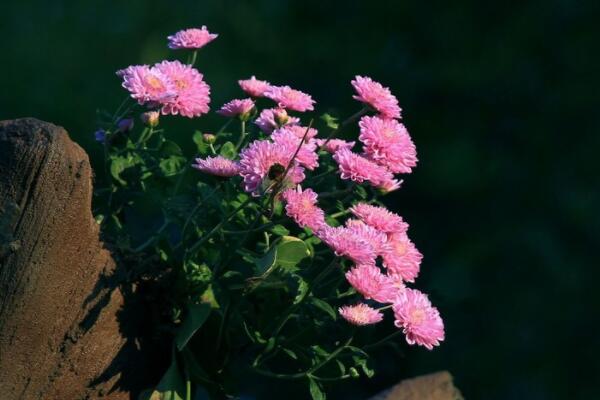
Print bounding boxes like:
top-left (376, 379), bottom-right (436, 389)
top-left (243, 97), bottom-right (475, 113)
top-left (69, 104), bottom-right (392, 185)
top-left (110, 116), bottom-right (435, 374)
top-left (282, 348), bottom-right (298, 360)
top-left (320, 113), bottom-right (339, 130)
top-left (110, 156), bottom-right (130, 185)
top-left (276, 236), bottom-right (310, 271)
top-left (159, 155), bottom-right (187, 177)
top-left (270, 224), bottom-right (290, 236)
top-left (142, 359), bottom-right (185, 400)
top-left (181, 347), bottom-right (212, 384)
top-left (309, 297), bottom-right (337, 320)
top-left (292, 275), bottom-right (309, 304)
top-left (219, 141), bottom-right (236, 159)
top-left (193, 131), bottom-right (209, 154)
top-left (175, 303), bottom-right (211, 351)
top-left (308, 377), bottom-right (326, 400)
top-left (254, 245), bottom-right (278, 275)
top-left (160, 140), bottom-right (183, 156)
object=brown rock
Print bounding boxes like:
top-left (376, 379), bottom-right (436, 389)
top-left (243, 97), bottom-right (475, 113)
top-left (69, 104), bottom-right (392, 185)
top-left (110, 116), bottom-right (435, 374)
top-left (0, 119), bottom-right (156, 399)
top-left (369, 371), bottom-right (464, 400)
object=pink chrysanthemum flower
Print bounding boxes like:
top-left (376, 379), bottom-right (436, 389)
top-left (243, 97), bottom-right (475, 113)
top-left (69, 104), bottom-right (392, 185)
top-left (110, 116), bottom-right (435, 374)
top-left (238, 139), bottom-right (305, 195)
top-left (339, 304), bottom-right (383, 326)
top-left (345, 264), bottom-right (405, 304)
top-left (167, 26), bottom-right (218, 50)
top-left (265, 85), bottom-right (315, 112)
top-left (286, 125), bottom-right (319, 140)
top-left (254, 108), bottom-right (300, 134)
top-left (393, 288), bottom-right (445, 350)
top-left (154, 60), bottom-right (211, 118)
top-left (281, 186), bottom-right (326, 232)
top-left (344, 219), bottom-right (388, 255)
top-left (117, 65), bottom-right (176, 105)
top-left (317, 226), bottom-right (376, 265)
top-left (192, 156), bottom-right (240, 177)
top-left (333, 148), bottom-right (395, 189)
top-left (315, 138), bottom-right (355, 154)
top-left (351, 76), bottom-right (401, 119)
top-left (239, 76), bottom-right (272, 98)
top-left (382, 232), bottom-right (422, 282)
top-left (350, 203), bottom-right (409, 234)
top-left (359, 115), bottom-right (417, 173)
top-left (217, 98), bottom-right (255, 118)
top-left (271, 128), bottom-right (319, 170)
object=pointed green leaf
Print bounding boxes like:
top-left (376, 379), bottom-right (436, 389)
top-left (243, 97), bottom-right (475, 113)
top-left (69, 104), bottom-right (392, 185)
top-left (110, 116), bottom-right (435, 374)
top-left (308, 377), bottom-right (326, 400)
top-left (310, 297), bottom-right (337, 320)
top-left (276, 236), bottom-right (310, 271)
top-left (175, 303), bottom-right (211, 351)
top-left (219, 141), bottom-right (236, 159)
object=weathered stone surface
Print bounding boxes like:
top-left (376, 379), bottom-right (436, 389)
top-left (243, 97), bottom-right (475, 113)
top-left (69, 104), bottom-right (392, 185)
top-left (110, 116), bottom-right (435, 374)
top-left (0, 118), bottom-right (151, 399)
top-left (369, 371), bottom-right (463, 400)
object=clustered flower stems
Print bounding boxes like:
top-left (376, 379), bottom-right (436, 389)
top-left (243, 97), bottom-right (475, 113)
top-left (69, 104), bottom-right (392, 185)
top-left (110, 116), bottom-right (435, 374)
top-left (93, 25), bottom-right (445, 400)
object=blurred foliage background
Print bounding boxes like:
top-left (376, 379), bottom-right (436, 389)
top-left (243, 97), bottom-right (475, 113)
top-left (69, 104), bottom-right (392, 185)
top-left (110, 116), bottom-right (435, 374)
top-left (1, 0), bottom-right (598, 399)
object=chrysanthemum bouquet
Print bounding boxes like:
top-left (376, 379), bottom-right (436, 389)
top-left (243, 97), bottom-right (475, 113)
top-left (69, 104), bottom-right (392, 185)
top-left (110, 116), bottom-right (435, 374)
top-left (94, 26), bottom-right (444, 400)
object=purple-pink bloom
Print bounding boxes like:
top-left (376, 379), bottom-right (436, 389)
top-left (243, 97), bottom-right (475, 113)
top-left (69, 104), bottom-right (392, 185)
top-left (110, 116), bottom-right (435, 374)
top-left (117, 65), bottom-right (176, 105)
top-left (238, 76), bottom-right (272, 97)
top-left (167, 26), bottom-right (218, 50)
top-left (378, 177), bottom-right (403, 193)
top-left (393, 288), bottom-right (445, 350)
top-left (359, 115), bottom-right (417, 173)
top-left (339, 304), bottom-right (383, 326)
top-left (217, 98), bottom-right (255, 118)
top-left (315, 138), bottom-right (355, 154)
top-left (344, 219), bottom-right (389, 255)
top-left (382, 232), bottom-right (422, 282)
top-left (271, 127), bottom-right (319, 170)
top-left (317, 226), bottom-right (377, 265)
top-left (154, 60), bottom-right (211, 118)
top-left (333, 148), bottom-right (395, 190)
top-left (286, 125), bottom-right (319, 140)
top-left (192, 156), bottom-right (240, 177)
top-left (351, 76), bottom-right (401, 119)
top-left (281, 186), bottom-right (326, 232)
top-left (265, 85), bottom-right (315, 112)
top-left (345, 264), bottom-right (405, 304)
top-left (254, 108), bottom-right (300, 134)
top-left (350, 203), bottom-right (409, 234)
top-left (238, 139), bottom-right (305, 195)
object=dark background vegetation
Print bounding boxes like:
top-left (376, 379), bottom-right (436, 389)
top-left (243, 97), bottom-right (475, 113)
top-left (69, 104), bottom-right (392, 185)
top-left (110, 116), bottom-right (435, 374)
top-left (1, 0), bottom-right (598, 399)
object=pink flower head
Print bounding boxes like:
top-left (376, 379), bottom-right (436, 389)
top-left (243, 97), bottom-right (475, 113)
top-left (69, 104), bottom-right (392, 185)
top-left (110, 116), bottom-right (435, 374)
top-left (339, 304), bottom-right (383, 326)
top-left (117, 65), bottom-right (176, 105)
top-left (154, 60), bottom-right (211, 118)
top-left (315, 138), bottom-right (355, 154)
top-left (192, 156), bottom-right (240, 177)
top-left (238, 139), bottom-right (305, 195)
top-left (281, 186), bottom-right (326, 232)
top-left (167, 26), bottom-right (218, 50)
top-left (254, 108), bottom-right (300, 134)
top-left (286, 125), bottom-right (319, 140)
top-left (265, 85), bottom-right (315, 112)
top-left (333, 148), bottom-right (395, 190)
top-left (344, 219), bottom-right (388, 255)
top-left (238, 76), bottom-right (272, 97)
top-left (351, 76), bottom-right (401, 119)
top-left (393, 288), bottom-right (445, 350)
top-left (271, 127), bottom-right (319, 170)
top-left (217, 98), bottom-right (255, 118)
top-left (350, 203), bottom-right (409, 234)
top-left (317, 226), bottom-right (376, 265)
top-left (382, 232), bottom-right (422, 282)
top-left (345, 264), bottom-right (405, 304)
top-left (359, 115), bottom-right (417, 173)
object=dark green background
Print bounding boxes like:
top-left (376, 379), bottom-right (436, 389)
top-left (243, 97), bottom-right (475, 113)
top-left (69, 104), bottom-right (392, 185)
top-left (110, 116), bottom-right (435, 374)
top-left (1, 1), bottom-right (598, 398)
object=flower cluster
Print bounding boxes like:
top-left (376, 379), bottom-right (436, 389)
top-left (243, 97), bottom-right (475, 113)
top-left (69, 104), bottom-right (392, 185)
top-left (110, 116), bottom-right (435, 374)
top-left (112, 25), bottom-right (443, 359)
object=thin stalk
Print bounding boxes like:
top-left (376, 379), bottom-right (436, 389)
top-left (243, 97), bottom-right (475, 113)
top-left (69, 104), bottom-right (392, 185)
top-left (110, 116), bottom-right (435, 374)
top-left (320, 107), bottom-right (369, 148)
top-left (363, 330), bottom-right (403, 350)
top-left (234, 119), bottom-right (247, 151)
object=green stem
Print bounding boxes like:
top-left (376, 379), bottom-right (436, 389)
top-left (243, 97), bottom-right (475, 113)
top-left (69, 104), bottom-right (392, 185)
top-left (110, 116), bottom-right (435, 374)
top-left (363, 330), bottom-right (403, 350)
top-left (189, 50), bottom-right (198, 66)
top-left (186, 197), bottom-right (254, 256)
top-left (320, 107), bottom-right (369, 148)
top-left (235, 120), bottom-right (247, 151)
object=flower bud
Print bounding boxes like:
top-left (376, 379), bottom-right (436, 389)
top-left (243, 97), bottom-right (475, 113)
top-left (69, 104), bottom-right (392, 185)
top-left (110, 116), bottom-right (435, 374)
top-left (94, 129), bottom-right (106, 143)
top-left (273, 108), bottom-right (289, 126)
top-left (202, 133), bottom-right (216, 144)
top-left (116, 117), bottom-right (134, 133)
top-left (140, 111), bottom-right (160, 128)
